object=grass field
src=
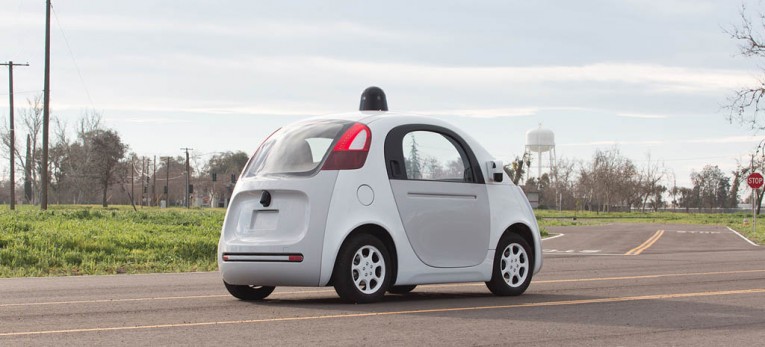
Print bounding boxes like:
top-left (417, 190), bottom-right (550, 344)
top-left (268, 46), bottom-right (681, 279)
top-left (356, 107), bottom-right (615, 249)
top-left (0, 205), bottom-right (762, 278)
top-left (0, 205), bottom-right (222, 277)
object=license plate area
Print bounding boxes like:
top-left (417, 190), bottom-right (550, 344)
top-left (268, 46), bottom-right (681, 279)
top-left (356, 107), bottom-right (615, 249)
top-left (250, 210), bottom-right (279, 231)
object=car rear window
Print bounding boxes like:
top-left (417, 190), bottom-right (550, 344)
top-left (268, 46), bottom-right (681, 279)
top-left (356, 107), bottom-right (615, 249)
top-left (244, 120), bottom-right (351, 177)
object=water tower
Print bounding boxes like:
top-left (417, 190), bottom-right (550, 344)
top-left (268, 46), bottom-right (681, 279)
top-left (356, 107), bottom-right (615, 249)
top-left (525, 124), bottom-right (556, 182)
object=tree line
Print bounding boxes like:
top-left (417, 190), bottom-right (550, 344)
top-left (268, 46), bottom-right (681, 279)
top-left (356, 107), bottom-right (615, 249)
top-left (0, 96), bottom-right (761, 211)
top-left (506, 147), bottom-right (757, 213)
top-left (1, 96), bottom-right (249, 207)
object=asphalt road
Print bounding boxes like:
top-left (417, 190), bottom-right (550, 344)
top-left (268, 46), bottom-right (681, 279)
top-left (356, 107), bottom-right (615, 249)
top-left (1, 223), bottom-right (764, 346)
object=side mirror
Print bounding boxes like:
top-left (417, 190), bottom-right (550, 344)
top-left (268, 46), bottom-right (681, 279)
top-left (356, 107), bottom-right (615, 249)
top-left (487, 160), bottom-right (504, 183)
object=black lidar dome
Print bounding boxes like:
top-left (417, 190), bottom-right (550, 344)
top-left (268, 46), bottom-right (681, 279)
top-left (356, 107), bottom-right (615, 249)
top-left (359, 86), bottom-right (388, 111)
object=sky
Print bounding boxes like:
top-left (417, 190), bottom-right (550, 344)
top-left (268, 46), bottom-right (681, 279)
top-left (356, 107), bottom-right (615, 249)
top-left (1, 0), bottom-right (764, 188)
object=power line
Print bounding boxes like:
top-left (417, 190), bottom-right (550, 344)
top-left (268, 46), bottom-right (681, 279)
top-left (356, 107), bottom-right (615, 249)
top-left (8, 0), bottom-right (29, 61)
top-left (0, 90), bottom-right (40, 96)
top-left (50, 3), bottom-right (95, 110)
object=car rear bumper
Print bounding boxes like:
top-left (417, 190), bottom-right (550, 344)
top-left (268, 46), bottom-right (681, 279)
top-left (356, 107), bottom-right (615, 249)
top-left (219, 251), bottom-right (321, 286)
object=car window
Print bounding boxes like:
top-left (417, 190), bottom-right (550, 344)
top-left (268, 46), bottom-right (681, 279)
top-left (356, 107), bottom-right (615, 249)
top-left (402, 131), bottom-right (473, 182)
top-left (244, 120), bottom-right (350, 177)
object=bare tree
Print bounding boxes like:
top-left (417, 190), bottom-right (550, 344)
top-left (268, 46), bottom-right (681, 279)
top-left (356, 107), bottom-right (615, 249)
top-left (578, 147), bottom-right (639, 212)
top-left (542, 157), bottom-right (577, 209)
top-left (638, 153), bottom-right (666, 212)
top-left (726, 5), bottom-right (765, 136)
top-left (0, 95), bottom-right (44, 204)
top-left (666, 170), bottom-right (679, 209)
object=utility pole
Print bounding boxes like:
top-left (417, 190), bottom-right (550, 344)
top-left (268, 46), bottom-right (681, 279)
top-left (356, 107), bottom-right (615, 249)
top-left (24, 135), bottom-right (32, 203)
top-left (164, 156), bottom-right (170, 207)
top-left (41, 0), bottom-right (52, 210)
top-left (181, 148), bottom-right (193, 208)
top-left (131, 159), bottom-right (135, 207)
top-left (152, 155), bottom-right (157, 206)
top-left (1, 61), bottom-right (29, 210)
top-left (140, 157), bottom-right (146, 207)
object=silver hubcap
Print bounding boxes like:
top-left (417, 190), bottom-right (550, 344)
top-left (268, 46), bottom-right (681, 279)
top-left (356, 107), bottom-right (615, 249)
top-left (500, 243), bottom-right (529, 287)
top-left (351, 245), bottom-right (385, 294)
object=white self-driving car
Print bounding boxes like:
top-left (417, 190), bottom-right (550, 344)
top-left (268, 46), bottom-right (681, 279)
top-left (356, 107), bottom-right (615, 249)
top-left (218, 87), bottom-right (542, 303)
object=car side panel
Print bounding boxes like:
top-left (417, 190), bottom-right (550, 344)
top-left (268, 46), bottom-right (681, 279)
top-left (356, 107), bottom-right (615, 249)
top-left (390, 180), bottom-right (490, 268)
top-left (459, 129), bottom-right (543, 275)
top-left (486, 176), bottom-right (543, 274)
top-left (319, 119), bottom-right (495, 286)
top-left (319, 168), bottom-right (496, 286)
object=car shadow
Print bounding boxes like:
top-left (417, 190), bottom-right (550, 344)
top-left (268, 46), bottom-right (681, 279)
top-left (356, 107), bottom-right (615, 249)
top-left (239, 290), bottom-right (765, 330)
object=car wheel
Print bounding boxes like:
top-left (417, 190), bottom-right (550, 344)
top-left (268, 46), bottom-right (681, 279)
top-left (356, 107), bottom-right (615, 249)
top-left (485, 233), bottom-right (533, 296)
top-left (388, 285), bottom-right (417, 294)
top-left (333, 234), bottom-right (391, 303)
top-left (223, 281), bottom-right (276, 301)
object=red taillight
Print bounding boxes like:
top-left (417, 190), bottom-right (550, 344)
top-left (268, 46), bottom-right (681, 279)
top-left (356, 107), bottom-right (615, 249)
top-left (288, 255), bottom-right (304, 262)
top-left (322, 123), bottom-right (371, 170)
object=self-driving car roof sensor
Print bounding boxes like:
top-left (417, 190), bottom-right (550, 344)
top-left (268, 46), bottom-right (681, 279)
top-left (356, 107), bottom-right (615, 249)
top-left (359, 86), bottom-right (388, 111)
top-left (218, 87), bottom-right (542, 303)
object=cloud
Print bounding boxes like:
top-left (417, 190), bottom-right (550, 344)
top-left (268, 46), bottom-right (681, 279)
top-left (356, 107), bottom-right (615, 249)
top-left (166, 56), bottom-right (753, 95)
top-left (616, 112), bottom-right (669, 119)
top-left (0, 11), bottom-right (423, 42)
top-left (417, 107), bottom-right (539, 118)
top-left (621, 0), bottom-right (715, 16)
top-left (562, 140), bottom-right (665, 147)
top-left (683, 135), bottom-right (763, 144)
top-left (561, 135), bottom-right (764, 147)
top-left (84, 103), bottom-right (330, 117)
top-left (106, 117), bottom-right (193, 124)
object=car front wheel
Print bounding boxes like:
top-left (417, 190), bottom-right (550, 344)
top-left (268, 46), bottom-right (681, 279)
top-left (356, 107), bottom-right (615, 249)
top-left (485, 233), bottom-right (533, 296)
top-left (333, 234), bottom-right (391, 303)
top-left (223, 282), bottom-right (276, 301)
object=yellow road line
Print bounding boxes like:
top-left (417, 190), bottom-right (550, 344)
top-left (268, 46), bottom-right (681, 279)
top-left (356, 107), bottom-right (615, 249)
top-left (533, 269), bottom-right (765, 284)
top-left (1, 288), bottom-right (764, 337)
top-left (0, 289), bottom-right (331, 308)
top-left (4, 268), bottom-right (765, 308)
top-left (625, 230), bottom-right (664, 255)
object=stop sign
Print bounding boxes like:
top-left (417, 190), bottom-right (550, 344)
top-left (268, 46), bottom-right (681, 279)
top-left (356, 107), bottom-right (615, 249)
top-left (748, 172), bottom-right (764, 189)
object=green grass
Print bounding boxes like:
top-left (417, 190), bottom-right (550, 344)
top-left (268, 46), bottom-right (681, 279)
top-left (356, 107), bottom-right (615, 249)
top-left (536, 209), bottom-right (765, 244)
top-left (0, 205), bottom-right (223, 277)
top-left (1, 205), bottom-right (761, 278)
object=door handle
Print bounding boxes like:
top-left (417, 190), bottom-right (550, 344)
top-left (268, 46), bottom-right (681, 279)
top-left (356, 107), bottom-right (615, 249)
top-left (390, 160), bottom-right (402, 178)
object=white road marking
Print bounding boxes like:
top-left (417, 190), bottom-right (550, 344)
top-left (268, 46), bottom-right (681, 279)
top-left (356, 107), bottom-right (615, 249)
top-left (673, 230), bottom-right (721, 234)
top-left (727, 227), bottom-right (760, 247)
top-left (542, 233), bottom-right (565, 241)
top-left (544, 249), bottom-right (602, 254)
top-left (5, 269), bottom-right (765, 308)
top-left (4, 288), bottom-right (765, 337)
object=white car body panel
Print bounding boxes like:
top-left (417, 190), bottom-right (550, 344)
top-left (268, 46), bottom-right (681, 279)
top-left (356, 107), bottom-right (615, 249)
top-left (390, 179), bottom-right (490, 268)
top-left (219, 112), bottom-right (542, 289)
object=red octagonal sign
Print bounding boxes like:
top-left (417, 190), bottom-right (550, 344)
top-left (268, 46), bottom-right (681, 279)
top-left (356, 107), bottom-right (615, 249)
top-left (748, 172), bottom-right (764, 189)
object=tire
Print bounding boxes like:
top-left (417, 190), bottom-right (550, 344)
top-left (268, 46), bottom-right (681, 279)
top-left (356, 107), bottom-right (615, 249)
top-left (388, 285), bottom-right (417, 294)
top-left (333, 234), bottom-right (392, 303)
top-left (224, 281), bottom-right (276, 301)
top-left (485, 233), bottom-right (533, 296)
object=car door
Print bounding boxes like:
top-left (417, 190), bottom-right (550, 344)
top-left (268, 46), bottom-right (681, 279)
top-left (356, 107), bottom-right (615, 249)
top-left (385, 125), bottom-right (490, 268)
